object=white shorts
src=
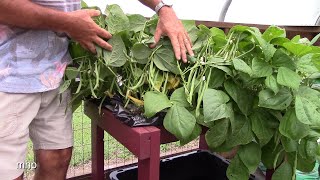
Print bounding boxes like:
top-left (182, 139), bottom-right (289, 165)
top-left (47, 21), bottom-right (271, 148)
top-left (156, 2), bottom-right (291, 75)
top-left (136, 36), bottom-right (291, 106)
top-left (0, 88), bottom-right (73, 180)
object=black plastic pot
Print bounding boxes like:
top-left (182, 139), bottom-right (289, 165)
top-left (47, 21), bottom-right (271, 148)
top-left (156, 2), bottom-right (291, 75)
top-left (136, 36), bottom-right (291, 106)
top-left (109, 150), bottom-right (256, 180)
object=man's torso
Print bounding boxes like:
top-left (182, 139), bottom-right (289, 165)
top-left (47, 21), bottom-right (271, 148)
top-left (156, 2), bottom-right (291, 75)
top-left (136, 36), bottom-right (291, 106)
top-left (0, 0), bottom-right (80, 93)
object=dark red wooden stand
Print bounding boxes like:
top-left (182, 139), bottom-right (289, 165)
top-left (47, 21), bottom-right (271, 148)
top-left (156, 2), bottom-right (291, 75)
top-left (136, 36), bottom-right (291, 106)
top-left (84, 101), bottom-right (208, 180)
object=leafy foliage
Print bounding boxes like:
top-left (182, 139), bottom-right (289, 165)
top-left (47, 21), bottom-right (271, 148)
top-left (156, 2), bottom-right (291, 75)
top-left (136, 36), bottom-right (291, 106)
top-left (64, 5), bottom-right (320, 179)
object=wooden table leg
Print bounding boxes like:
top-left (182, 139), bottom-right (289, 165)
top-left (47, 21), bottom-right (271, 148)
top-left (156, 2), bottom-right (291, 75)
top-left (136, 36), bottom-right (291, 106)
top-left (138, 127), bottom-right (161, 180)
top-left (92, 120), bottom-right (105, 180)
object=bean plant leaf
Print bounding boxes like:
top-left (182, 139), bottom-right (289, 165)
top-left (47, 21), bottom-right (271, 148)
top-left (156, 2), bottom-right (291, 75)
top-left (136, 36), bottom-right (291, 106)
top-left (226, 155), bottom-right (250, 180)
top-left (250, 110), bottom-right (277, 146)
top-left (295, 86), bottom-right (320, 125)
top-left (279, 108), bottom-right (310, 140)
top-left (252, 57), bottom-right (273, 77)
top-left (59, 80), bottom-right (72, 94)
top-left (238, 142), bottom-right (261, 173)
top-left (170, 87), bottom-right (190, 107)
top-left (296, 54), bottom-right (319, 76)
top-left (258, 88), bottom-right (292, 110)
top-left (272, 162), bottom-right (293, 180)
top-left (180, 123), bottom-right (201, 146)
top-left (144, 91), bottom-right (172, 118)
top-left (272, 49), bottom-right (296, 70)
top-left (297, 154), bottom-right (316, 172)
top-left (281, 136), bottom-right (298, 152)
top-left (265, 75), bottom-right (280, 94)
top-left (205, 118), bottom-right (229, 149)
top-left (283, 42), bottom-right (312, 57)
top-left (224, 80), bottom-right (254, 116)
top-left (153, 47), bottom-right (180, 74)
top-left (225, 114), bottom-right (253, 147)
top-left (248, 28), bottom-right (276, 61)
top-left (105, 4), bottom-right (130, 34)
top-left (312, 54), bottom-right (320, 70)
top-left (207, 68), bottom-right (225, 88)
top-left (262, 139), bottom-right (285, 169)
top-left (128, 14), bottom-right (147, 33)
top-left (103, 34), bottom-right (127, 67)
top-left (232, 58), bottom-right (252, 75)
top-left (163, 105), bottom-right (196, 140)
top-left (65, 67), bottom-right (79, 80)
top-left (298, 139), bottom-right (318, 160)
top-left (277, 67), bottom-right (301, 90)
top-left (132, 43), bottom-right (152, 64)
top-left (262, 26), bottom-right (286, 42)
top-left (203, 89), bottom-right (231, 122)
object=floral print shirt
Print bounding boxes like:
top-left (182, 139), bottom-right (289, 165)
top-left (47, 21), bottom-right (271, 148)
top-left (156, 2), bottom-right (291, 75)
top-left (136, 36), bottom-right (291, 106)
top-left (0, 0), bottom-right (80, 93)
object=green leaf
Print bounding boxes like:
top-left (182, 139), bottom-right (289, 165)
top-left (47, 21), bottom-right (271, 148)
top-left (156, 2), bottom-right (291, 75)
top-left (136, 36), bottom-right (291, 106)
top-left (311, 33), bottom-right (320, 45)
top-left (203, 89), bottom-right (230, 122)
top-left (207, 68), bottom-right (225, 88)
top-left (252, 58), bottom-right (273, 77)
top-left (272, 49), bottom-right (296, 70)
top-left (81, 0), bottom-right (88, 8)
top-left (295, 86), bottom-right (320, 125)
top-left (163, 105), bottom-right (196, 140)
top-left (238, 142), bottom-right (262, 173)
top-left (211, 65), bottom-right (233, 76)
top-left (265, 75), bottom-right (280, 94)
top-left (312, 54), bottom-right (320, 70)
top-left (105, 4), bottom-right (130, 34)
top-left (279, 108), bottom-right (310, 140)
top-left (277, 67), bottom-right (301, 90)
top-left (297, 154), bottom-right (316, 172)
top-left (132, 43), bottom-right (152, 64)
top-left (262, 26), bottom-right (286, 42)
top-left (232, 58), bottom-right (252, 75)
top-left (180, 123), bottom-right (201, 146)
top-left (225, 114), bottom-right (253, 147)
top-left (103, 34), bottom-right (127, 67)
top-left (181, 20), bottom-right (196, 32)
top-left (271, 37), bottom-right (291, 46)
top-left (298, 139), bottom-right (318, 160)
top-left (205, 119), bottom-right (229, 149)
top-left (258, 88), bottom-right (292, 110)
top-left (283, 42), bottom-right (312, 57)
top-left (224, 81), bottom-right (254, 116)
top-left (144, 91), bottom-right (172, 118)
top-left (153, 47), bottom-right (180, 74)
top-left (291, 35), bottom-right (301, 43)
top-left (69, 41), bottom-right (88, 59)
top-left (262, 139), bottom-right (285, 169)
top-left (226, 155), bottom-right (250, 180)
top-left (65, 67), bottom-right (79, 80)
top-left (272, 162), bottom-right (293, 180)
top-left (250, 110), bottom-right (277, 146)
top-left (170, 87), bottom-right (190, 107)
top-left (59, 80), bottom-right (71, 94)
top-left (248, 28), bottom-right (276, 61)
top-left (296, 54), bottom-right (319, 76)
top-left (281, 136), bottom-right (298, 152)
top-left (127, 14), bottom-right (147, 33)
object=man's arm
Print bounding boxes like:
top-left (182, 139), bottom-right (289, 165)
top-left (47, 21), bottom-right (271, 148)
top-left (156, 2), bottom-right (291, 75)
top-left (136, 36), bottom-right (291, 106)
top-left (138, 0), bottom-right (194, 62)
top-left (0, 0), bottom-right (112, 53)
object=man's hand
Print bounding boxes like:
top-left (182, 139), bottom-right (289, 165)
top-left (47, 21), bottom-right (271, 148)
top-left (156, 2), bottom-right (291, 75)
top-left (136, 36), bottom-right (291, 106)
top-left (150, 7), bottom-right (194, 63)
top-left (64, 10), bottom-right (112, 53)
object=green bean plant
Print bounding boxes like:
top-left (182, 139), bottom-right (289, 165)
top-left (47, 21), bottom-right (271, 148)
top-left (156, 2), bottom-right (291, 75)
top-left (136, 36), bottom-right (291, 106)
top-left (61, 4), bottom-right (320, 180)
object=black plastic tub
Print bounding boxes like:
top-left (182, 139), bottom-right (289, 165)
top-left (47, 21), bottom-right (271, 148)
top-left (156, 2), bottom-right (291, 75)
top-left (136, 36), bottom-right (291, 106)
top-left (109, 150), bottom-right (255, 180)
